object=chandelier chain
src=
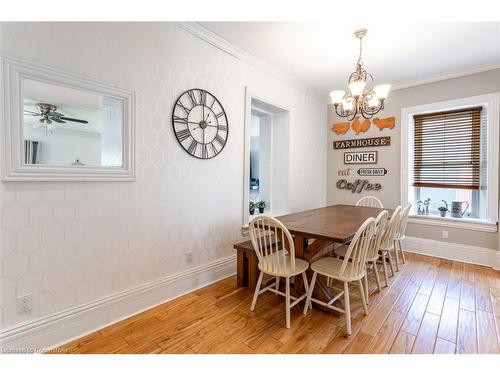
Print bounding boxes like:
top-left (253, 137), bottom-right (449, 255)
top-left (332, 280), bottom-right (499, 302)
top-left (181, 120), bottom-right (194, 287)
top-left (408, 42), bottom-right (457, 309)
top-left (357, 37), bottom-right (363, 67)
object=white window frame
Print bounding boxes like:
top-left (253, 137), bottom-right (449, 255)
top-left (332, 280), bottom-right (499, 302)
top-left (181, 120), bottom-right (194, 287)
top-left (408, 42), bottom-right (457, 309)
top-left (401, 92), bottom-right (499, 233)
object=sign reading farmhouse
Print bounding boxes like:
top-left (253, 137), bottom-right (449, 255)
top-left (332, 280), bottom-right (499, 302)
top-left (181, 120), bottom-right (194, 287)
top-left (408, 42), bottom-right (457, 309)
top-left (344, 151), bottom-right (377, 164)
top-left (358, 168), bottom-right (387, 176)
top-left (333, 136), bottom-right (391, 150)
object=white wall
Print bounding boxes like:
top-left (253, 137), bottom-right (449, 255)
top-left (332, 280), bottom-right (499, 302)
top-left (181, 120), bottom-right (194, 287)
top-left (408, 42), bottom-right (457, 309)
top-left (327, 69), bottom-right (500, 249)
top-left (0, 22), bottom-right (327, 333)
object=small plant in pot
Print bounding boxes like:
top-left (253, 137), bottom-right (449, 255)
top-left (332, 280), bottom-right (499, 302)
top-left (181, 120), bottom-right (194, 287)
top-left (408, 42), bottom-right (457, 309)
top-left (438, 206), bottom-right (448, 217)
top-left (416, 200), bottom-right (423, 215)
top-left (249, 202), bottom-right (256, 215)
top-left (423, 198), bottom-right (431, 215)
top-left (257, 201), bottom-right (266, 214)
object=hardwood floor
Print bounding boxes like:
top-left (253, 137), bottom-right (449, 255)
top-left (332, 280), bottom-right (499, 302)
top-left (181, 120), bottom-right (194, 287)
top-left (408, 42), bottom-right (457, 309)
top-left (57, 253), bottom-right (500, 354)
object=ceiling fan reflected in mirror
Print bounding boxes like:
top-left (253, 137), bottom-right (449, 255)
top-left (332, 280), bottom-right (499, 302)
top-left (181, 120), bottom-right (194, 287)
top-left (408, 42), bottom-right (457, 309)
top-left (24, 103), bottom-right (88, 133)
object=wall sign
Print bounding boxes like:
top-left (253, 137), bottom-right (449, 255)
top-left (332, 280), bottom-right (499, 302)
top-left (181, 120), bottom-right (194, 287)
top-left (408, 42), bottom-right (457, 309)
top-left (358, 168), bottom-right (387, 176)
top-left (373, 116), bottom-right (395, 131)
top-left (333, 136), bottom-right (391, 150)
top-left (344, 151), bottom-right (378, 164)
top-left (336, 179), bottom-right (382, 193)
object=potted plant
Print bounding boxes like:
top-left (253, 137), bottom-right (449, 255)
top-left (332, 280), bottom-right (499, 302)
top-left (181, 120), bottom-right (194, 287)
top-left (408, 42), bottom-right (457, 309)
top-left (437, 206), bottom-right (448, 217)
top-left (423, 198), bottom-right (431, 215)
top-left (257, 201), bottom-right (266, 214)
top-left (416, 200), bottom-right (423, 215)
top-left (249, 202), bottom-right (256, 215)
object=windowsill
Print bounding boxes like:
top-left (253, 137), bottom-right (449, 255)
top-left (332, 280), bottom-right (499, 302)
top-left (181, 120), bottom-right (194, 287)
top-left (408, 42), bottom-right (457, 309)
top-left (408, 214), bottom-right (497, 233)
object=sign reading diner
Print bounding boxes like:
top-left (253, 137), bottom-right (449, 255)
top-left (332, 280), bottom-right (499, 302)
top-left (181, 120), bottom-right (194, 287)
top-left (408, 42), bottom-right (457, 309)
top-left (333, 136), bottom-right (391, 150)
top-left (344, 151), bottom-right (378, 164)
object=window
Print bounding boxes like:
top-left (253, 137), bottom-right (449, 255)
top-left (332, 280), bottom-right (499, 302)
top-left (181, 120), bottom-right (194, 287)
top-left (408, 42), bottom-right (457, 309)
top-left (401, 93), bottom-right (499, 230)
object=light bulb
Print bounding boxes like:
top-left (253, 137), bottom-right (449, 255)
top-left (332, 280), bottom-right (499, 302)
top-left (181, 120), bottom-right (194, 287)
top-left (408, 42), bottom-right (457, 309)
top-left (374, 84), bottom-right (391, 100)
top-left (329, 90), bottom-right (345, 105)
top-left (348, 79), bottom-right (366, 97)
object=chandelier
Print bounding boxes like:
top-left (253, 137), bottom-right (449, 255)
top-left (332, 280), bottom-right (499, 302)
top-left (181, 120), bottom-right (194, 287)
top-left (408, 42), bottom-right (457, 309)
top-left (330, 28), bottom-right (391, 120)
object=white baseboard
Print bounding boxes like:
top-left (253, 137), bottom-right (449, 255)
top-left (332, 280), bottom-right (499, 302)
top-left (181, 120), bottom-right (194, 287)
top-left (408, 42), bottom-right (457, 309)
top-left (0, 255), bottom-right (236, 352)
top-left (402, 236), bottom-right (499, 270)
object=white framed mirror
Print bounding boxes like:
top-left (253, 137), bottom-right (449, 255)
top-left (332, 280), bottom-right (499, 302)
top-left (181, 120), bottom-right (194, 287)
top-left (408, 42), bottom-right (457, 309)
top-left (2, 56), bottom-right (135, 181)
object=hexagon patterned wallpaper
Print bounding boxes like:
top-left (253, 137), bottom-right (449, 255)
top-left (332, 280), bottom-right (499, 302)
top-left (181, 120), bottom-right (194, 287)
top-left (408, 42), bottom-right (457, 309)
top-left (0, 22), bottom-right (327, 330)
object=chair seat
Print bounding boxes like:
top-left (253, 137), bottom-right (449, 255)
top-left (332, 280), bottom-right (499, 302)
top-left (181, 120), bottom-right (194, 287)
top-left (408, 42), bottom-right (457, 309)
top-left (259, 255), bottom-right (309, 277)
top-left (310, 256), bottom-right (363, 282)
top-left (335, 244), bottom-right (380, 263)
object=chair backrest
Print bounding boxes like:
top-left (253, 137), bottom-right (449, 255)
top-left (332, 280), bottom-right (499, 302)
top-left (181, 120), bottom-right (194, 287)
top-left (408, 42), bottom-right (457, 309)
top-left (249, 215), bottom-right (295, 274)
top-left (367, 210), bottom-right (389, 261)
top-left (380, 206), bottom-right (402, 250)
top-left (396, 203), bottom-right (411, 239)
top-left (340, 217), bottom-right (376, 280)
top-left (356, 196), bottom-right (384, 208)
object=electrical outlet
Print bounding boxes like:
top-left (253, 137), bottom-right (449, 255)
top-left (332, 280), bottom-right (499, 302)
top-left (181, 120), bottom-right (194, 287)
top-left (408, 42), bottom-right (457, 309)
top-left (186, 252), bottom-right (192, 264)
top-left (442, 230), bottom-right (449, 239)
top-left (17, 294), bottom-right (32, 313)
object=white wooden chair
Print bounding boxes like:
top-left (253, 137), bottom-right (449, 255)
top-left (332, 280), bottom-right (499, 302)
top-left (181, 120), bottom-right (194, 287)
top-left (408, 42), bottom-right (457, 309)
top-left (394, 203), bottom-right (411, 266)
top-left (356, 196), bottom-right (383, 208)
top-left (303, 217), bottom-right (375, 335)
top-left (378, 206), bottom-right (401, 286)
top-left (333, 210), bottom-right (388, 303)
top-left (249, 215), bottom-right (310, 329)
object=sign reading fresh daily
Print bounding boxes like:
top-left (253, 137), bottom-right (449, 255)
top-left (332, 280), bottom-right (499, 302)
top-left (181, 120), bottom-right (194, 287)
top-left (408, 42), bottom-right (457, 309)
top-left (358, 168), bottom-right (387, 176)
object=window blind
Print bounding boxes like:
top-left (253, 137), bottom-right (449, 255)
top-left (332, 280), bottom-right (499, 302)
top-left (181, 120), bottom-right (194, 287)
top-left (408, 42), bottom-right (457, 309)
top-left (413, 106), bottom-right (482, 190)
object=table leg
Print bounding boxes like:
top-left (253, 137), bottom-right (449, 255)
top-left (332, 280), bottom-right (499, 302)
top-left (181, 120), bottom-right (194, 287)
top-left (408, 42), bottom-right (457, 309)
top-left (248, 251), bottom-right (259, 290)
top-left (292, 235), bottom-right (307, 297)
top-left (236, 250), bottom-right (246, 287)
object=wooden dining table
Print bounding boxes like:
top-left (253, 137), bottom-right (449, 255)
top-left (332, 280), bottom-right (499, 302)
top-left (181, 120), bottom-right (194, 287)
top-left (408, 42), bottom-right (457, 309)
top-left (275, 204), bottom-right (393, 310)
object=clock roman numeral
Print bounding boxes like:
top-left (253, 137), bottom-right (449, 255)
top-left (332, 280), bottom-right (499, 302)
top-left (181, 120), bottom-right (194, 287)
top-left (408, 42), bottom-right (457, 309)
top-left (176, 101), bottom-right (190, 114)
top-left (201, 144), bottom-right (208, 159)
top-left (173, 115), bottom-right (187, 125)
top-left (188, 139), bottom-right (198, 155)
top-left (200, 90), bottom-right (207, 106)
top-left (209, 98), bottom-right (216, 109)
top-left (176, 128), bottom-right (191, 142)
top-left (216, 112), bottom-right (225, 119)
top-left (214, 134), bottom-right (225, 147)
top-left (218, 125), bottom-right (228, 132)
top-left (210, 143), bottom-right (218, 156)
top-left (187, 90), bottom-right (198, 106)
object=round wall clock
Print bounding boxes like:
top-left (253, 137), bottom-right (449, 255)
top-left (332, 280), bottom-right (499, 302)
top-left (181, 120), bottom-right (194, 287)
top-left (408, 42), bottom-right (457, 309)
top-left (172, 88), bottom-right (229, 159)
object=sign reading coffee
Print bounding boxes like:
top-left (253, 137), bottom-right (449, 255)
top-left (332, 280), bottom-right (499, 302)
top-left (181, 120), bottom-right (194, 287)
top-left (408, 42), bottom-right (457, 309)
top-left (344, 151), bottom-right (377, 164)
top-left (333, 136), bottom-right (391, 150)
top-left (336, 179), bottom-right (382, 193)
top-left (358, 168), bottom-right (387, 176)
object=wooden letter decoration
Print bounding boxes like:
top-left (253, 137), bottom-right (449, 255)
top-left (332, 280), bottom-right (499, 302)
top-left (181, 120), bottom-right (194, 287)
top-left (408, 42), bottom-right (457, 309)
top-left (373, 116), bottom-right (395, 131)
top-left (336, 179), bottom-right (382, 193)
top-left (351, 117), bottom-right (371, 135)
top-left (331, 121), bottom-right (350, 135)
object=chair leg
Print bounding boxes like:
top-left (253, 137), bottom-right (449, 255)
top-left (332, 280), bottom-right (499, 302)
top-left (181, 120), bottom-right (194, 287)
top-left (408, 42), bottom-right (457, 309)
top-left (358, 280), bottom-right (369, 315)
top-left (398, 239), bottom-right (406, 264)
top-left (344, 281), bottom-right (351, 335)
top-left (381, 254), bottom-right (389, 287)
top-left (387, 250), bottom-right (395, 277)
top-left (372, 261), bottom-right (382, 292)
top-left (301, 272), bottom-right (312, 309)
top-left (285, 277), bottom-right (291, 329)
top-left (251, 271), bottom-right (264, 311)
top-left (275, 277), bottom-right (280, 295)
top-left (364, 273), bottom-right (369, 304)
top-left (303, 272), bottom-right (317, 315)
top-left (393, 240), bottom-right (400, 272)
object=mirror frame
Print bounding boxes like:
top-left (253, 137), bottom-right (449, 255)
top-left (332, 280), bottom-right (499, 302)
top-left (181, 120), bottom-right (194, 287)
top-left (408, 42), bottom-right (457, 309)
top-left (2, 56), bottom-right (135, 181)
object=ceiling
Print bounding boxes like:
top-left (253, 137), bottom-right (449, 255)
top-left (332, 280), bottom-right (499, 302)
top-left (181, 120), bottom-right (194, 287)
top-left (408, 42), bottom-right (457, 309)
top-left (200, 22), bottom-right (500, 96)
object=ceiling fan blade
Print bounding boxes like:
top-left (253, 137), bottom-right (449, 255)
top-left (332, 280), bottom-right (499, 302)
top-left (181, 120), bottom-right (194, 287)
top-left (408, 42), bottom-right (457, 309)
top-left (59, 116), bottom-right (88, 124)
top-left (51, 111), bottom-right (64, 117)
top-left (24, 110), bottom-right (40, 115)
top-left (51, 117), bottom-right (66, 123)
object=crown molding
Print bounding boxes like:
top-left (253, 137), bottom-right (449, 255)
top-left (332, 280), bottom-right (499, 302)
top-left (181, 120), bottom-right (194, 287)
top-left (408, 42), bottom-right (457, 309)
top-left (390, 61), bottom-right (500, 91)
top-left (177, 22), bottom-right (328, 103)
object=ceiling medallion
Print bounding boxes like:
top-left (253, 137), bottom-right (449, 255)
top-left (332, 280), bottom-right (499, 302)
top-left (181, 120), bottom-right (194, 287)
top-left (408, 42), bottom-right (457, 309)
top-left (330, 28), bottom-right (391, 120)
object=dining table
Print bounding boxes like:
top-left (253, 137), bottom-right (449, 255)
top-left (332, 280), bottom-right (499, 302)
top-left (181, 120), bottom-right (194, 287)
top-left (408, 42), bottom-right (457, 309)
top-left (274, 204), bottom-right (393, 311)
